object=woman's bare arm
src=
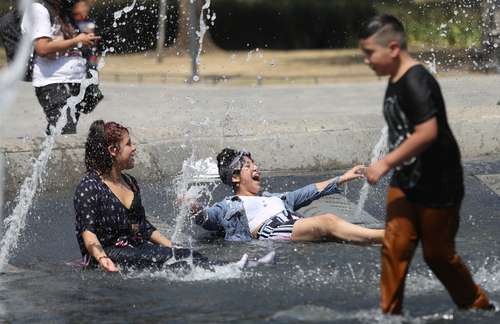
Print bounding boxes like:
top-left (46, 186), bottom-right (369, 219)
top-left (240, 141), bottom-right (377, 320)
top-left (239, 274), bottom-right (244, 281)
top-left (82, 230), bottom-right (119, 272)
top-left (34, 33), bottom-right (100, 57)
top-left (149, 230), bottom-right (173, 248)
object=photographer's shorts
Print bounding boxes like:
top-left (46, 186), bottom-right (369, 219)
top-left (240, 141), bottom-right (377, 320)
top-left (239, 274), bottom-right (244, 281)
top-left (35, 81), bottom-right (102, 134)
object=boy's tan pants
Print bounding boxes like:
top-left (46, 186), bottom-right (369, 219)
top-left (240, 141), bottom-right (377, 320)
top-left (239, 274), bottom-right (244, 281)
top-left (381, 187), bottom-right (491, 314)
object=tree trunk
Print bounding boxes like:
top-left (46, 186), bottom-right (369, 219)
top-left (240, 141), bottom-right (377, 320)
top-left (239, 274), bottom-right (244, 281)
top-left (157, 0), bottom-right (167, 62)
top-left (174, 0), bottom-right (218, 55)
top-left (480, 0), bottom-right (500, 68)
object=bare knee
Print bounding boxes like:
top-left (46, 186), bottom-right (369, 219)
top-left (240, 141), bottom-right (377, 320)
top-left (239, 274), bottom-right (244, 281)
top-left (292, 214), bottom-right (337, 240)
top-left (383, 229), bottom-right (417, 260)
top-left (320, 213), bottom-right (341, 225)
top-left (317, 214), bottom-right (343, 238)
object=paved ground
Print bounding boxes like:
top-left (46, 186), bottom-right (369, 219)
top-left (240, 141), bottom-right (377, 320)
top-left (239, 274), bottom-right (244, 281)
top-left (1, 48), bottom-right (474, 85)
top-left (3, 162), bottom-right (500, 323)
top-left (1, 72), bottom-right (500, 197)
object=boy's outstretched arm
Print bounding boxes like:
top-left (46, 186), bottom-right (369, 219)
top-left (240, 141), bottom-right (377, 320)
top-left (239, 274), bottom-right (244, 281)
top-left (177, 195), bottom-right (222, 231)
top-left (366, 117), bottom-right (438, 185)
top-left (189, 201), bottom-right (226, 232)
top-left (285, 165), bottom-right (365, 210)
top-left (315, 165), bottom-right (366, 191)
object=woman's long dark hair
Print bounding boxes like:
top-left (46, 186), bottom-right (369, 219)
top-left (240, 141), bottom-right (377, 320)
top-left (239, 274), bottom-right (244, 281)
top-left (43, 0), bottom-right (77, 39)
top-left (85, 120), bottom-right (128, 175)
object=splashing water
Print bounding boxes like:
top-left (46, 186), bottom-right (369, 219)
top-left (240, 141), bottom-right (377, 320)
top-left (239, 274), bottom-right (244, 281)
top-left (121, 262), bottom-right (244, 282)
top-left (0, 0), bottom-right (33, 271)
top-left (353, 127), bottom-right (388, 218)
top-left (193, 0), bottom-right (215, 80)
top-left (96, 48), bottom-right (110, 71)
top-left (0, 70), bottom-right (99, 272)
top-left (122, 156), bottom-right (249, 281)
top-left (0, 0), bottom-right (133, 270)
top-left (0, 0), bottom-right (33, 110)
top-left (113, 0), bottom-right (137, 25)
top-left (424, 50), bottom-right (438, 74)
top-left (171, 156), bottom-right (219, 244)
top-left (405, 256), bottom-right (500, 295)
top-left (271, 305), bottom-right (459, 324)
top-left (474, 256), bottom-right (500, 293)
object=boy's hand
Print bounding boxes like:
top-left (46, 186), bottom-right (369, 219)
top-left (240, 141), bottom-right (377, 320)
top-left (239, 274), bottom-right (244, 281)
top-left (366, 159), bottom-right (391, 185)
top-left (339, 165), bottom-right (366, 184)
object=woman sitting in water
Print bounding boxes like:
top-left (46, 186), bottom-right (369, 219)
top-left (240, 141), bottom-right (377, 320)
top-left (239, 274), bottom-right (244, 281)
top-left (192, 148), bottom-right (384, 243)
top-left (74, 121), bottom-right (258, 272)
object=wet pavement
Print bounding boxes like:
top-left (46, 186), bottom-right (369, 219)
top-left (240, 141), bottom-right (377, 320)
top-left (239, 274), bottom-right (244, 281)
top-left (0, 159), bottom-right (499, 323)
top-left (2, 74), bottom-right (500, 199)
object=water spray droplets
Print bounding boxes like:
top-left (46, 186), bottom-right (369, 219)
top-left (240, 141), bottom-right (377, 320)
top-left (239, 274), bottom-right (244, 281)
top-left (171, 156), bottom-right (218, 244)
top-left (0, 67), bottom-right (100, 271)
top-left (113, 0), bottom-right (137, 21)
top-left (353, 127), bottom-right (388, 219)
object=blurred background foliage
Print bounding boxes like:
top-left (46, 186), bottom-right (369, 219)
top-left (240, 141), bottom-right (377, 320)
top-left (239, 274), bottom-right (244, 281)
top-left (0, 0), bottom-right (483, 54)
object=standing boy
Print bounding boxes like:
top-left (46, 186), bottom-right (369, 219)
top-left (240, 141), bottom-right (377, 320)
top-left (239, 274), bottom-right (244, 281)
top-left (358, 14), bottom-right (493, 314)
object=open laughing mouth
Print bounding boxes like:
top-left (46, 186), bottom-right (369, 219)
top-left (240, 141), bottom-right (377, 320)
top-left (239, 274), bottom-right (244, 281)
top-left (252, 171), bottom-right (261, 182)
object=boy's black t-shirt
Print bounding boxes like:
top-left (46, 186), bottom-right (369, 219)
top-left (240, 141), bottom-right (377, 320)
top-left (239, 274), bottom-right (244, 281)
top-left (383, 64), bottom-right (464, 207)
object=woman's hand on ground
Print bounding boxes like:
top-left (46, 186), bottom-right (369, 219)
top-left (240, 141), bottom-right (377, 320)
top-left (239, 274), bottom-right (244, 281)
top-left (339, 165), bottom-right (366, 184)
top-left (98, 256), bottom-right (119, 272)
top-left (74, 33), bottom-right (101, 47)
top-left (366, 159), bottom-right (391, 185)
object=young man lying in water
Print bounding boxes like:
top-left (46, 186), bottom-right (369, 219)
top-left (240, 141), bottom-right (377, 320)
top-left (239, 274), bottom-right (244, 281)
top-left (190, 148), bottom-right (384, 243)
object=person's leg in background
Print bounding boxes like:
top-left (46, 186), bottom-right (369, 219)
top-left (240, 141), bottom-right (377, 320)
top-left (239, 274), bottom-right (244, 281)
top-left (75, 76), bottom-right (104, 115)
top-left (419, 205), bottom-right (493, 310)
top-left (35, 83), bottom-right (80, 135)
top-left (381, 187), bottom-right (419, 314)
top-left (104, 242), bottom-right (175, 269)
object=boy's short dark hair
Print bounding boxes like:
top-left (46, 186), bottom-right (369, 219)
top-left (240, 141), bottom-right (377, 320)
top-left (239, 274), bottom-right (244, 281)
top-left (217, 148), bottom-right (241, 187)
top-left (217, 148), bottom-right (252, 188)
top-left (359, 14), bottom-right (407, 50)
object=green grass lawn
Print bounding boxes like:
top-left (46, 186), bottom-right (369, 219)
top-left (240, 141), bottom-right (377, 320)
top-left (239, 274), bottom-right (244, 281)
top-left (374, 1), bottom-right (482, 49)
top-left (0, 48), bottom-right (6, 68)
